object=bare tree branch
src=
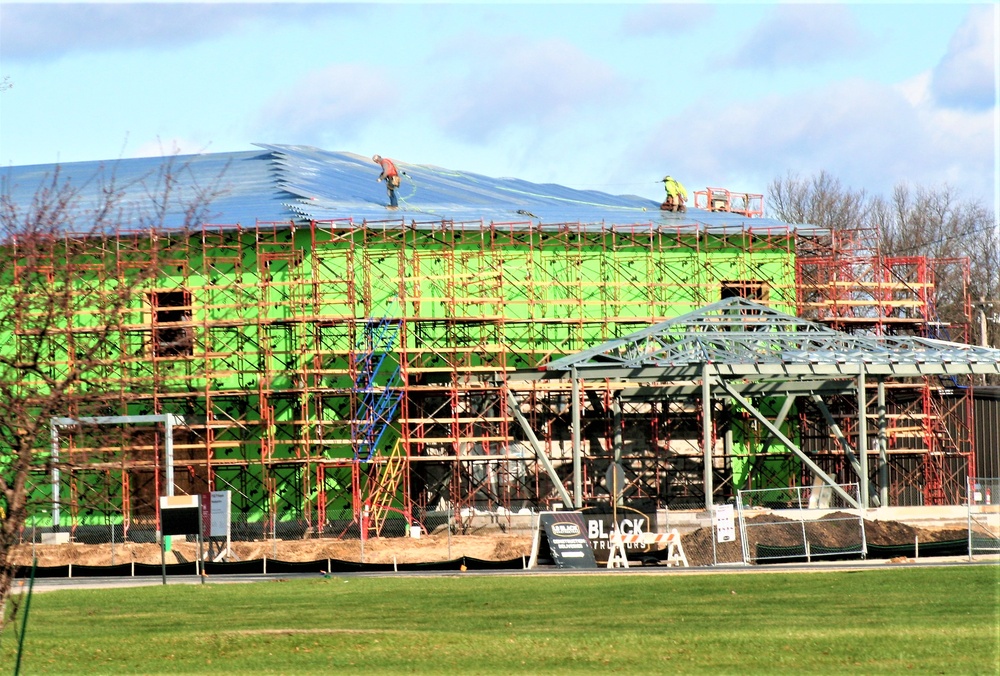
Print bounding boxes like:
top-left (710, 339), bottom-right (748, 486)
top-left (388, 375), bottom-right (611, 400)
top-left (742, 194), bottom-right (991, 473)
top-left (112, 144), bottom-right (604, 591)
top-left (0, 155), bottom-right (225, 628)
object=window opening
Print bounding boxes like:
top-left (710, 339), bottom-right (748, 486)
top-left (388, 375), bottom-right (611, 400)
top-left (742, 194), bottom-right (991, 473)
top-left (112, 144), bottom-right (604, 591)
top-left (721, 280), bottom-right (768, 331)
top-left (721, 280), bottom-right (767, 301)
top-left (151, 290), bottom-right (193, 357)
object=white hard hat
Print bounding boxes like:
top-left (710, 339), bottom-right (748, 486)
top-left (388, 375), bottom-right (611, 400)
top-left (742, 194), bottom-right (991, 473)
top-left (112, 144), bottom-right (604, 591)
top-left (372, 154), bottom-right (381, 162)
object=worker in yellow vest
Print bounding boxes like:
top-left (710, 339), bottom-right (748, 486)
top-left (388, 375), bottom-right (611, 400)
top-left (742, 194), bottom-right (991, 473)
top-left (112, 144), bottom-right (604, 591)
top-left (661, 175), bottom-right (688, 212)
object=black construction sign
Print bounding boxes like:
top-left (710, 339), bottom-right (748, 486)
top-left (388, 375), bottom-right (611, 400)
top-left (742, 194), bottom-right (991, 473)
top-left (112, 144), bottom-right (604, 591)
top-left (160, 494), bottom-right (202, 536)
top-left (581, 506), bottom-right (654, 564)
top-left (537, 512), bottom-right (598, 569)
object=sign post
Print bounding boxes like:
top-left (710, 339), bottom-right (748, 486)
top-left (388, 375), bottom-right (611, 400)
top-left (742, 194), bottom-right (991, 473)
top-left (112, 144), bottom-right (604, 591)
top-left (713, 503), bottom-right (736, 566)
top-left (159, 494), bottom-right (204, 585)
top-left (201, 490), bottom-right (232, 562)
top-left (606, 462), bottom-right (626, 553)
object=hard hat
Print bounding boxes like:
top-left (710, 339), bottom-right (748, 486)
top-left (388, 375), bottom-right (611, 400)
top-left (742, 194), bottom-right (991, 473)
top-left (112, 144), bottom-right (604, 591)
top-left (372, 154), bottom-right (381, 162)
top-left (662, 175), bottom-right (671, 182)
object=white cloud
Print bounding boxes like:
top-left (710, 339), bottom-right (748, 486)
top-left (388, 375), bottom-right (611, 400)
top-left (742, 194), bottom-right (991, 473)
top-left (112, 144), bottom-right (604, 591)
top-left (0, 4), bottom-right (356, 61)
top-left (255, 64), bottom-right (399, 142)
top-left (426, 37), bottom-right (631, 143)
top-left (896, 71), bottom-right (933, 108)
top-left (635, 76), bottom-right (995, 206)
top-left (724, 4), bottom-right (870, 69)
top-left (931, 5), bottom-right (997, 111)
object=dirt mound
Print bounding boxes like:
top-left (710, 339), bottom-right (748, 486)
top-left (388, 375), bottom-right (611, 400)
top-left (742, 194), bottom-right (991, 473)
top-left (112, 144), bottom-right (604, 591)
top-left (9, 515), bottom-right (980, 569)
top-left (678, 512), bottom-right (978, 566)
top-left (10, 533), bottom-right (533, 568)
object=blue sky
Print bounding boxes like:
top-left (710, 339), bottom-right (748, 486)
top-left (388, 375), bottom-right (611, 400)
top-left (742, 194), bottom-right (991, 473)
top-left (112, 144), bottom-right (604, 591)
top-left (1, 2), bottom-right (997, 211)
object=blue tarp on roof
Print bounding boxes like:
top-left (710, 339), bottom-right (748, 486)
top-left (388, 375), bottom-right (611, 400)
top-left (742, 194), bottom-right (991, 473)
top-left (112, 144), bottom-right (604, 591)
top-left (1, 144), bottom-right (815, 233)
top-left (1, 150), bottom-right (282, 230)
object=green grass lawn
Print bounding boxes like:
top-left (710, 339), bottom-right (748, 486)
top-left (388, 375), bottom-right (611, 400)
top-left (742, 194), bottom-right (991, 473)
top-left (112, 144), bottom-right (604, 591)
top-left (2, 566), bottom-right (998, 675)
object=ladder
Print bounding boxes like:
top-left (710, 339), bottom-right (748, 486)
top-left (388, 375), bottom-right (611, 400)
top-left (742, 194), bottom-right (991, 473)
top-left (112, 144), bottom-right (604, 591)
top-left (353, 307), bottom-right (403, 462)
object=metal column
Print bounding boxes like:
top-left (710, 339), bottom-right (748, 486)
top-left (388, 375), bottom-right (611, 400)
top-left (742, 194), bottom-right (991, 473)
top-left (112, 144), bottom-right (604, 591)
top-left (50, 423), bottom-right (60, 531)
top-left (165, 413), bottom-right (175, 497)
top-left (702, 364), bottom-right (713, 511)
top-left (571, 367), bottom-right (582, 509)
top-left (857, 372), bottom-right (869, 509)
top-left (612, 393), bottom-right (623, 506)
top-left (877, 378), bottom-right (889, 505)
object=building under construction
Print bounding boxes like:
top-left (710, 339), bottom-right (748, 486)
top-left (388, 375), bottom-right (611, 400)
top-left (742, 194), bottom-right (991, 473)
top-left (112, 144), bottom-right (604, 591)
top-left (2, 145), bottom-right (994, 539)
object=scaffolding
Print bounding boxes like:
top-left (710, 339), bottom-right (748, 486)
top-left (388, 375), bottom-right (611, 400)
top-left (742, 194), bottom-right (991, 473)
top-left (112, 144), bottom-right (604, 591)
top-left (16, 218), bottom-right (803, 532)
top-left (795, 227), bottom-right (976, 505)
top-left (692, 188), bottom-right (764, 218)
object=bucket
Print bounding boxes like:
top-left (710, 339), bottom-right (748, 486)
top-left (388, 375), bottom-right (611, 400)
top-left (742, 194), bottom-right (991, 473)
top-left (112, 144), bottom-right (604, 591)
top-left (410, 524), bottom-right (421, 539)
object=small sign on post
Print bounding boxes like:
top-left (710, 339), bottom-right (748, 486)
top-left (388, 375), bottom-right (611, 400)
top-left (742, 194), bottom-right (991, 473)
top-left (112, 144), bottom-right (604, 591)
top-left (201, 490), bottom-right (232, 562)
top-left (161, 494), bottom-right (202, 536)
top-left (715, 503), bottom-right (736, 543)
top-left (159, 494), bottom-right (205, 585)
top-left (606, 463), bottom-right (626, 501)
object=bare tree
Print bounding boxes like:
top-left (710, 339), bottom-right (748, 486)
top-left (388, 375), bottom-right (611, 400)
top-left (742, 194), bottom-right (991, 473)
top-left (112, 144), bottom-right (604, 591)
top-left (968, 222), bottom-right (1000, 348)
top-left (768, 170), bottom-right (871, 238)
top-left (768, 171), bottom-right (997, 344)
top-left (881, 184), bottom-right (998, 343)
top-left (768, 171), bottom-right (877, 324)
top-left (0, 159), bottom-right (222, 628)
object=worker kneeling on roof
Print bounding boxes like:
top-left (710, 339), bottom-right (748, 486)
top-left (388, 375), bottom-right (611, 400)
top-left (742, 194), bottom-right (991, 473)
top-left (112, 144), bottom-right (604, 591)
top-left (661, 175), bottom-right (687, 212)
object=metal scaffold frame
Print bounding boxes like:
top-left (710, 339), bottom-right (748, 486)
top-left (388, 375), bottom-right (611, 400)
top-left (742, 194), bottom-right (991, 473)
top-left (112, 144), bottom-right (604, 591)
top-left (795, 226), bottom-right (979, 505)
top-left (20, 213), bottom-right (994, 539)
top-left (16, 217), bottom-right (805, 533)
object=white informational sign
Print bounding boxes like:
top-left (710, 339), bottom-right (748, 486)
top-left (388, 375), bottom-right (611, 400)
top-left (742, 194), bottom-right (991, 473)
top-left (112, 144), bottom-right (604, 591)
top-left (201, 490), bottom-right (232, 538)
top-left (715, 503), bottom-right (736, 543)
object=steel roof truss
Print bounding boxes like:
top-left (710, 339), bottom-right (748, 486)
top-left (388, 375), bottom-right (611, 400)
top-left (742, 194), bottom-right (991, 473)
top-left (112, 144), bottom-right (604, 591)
top-left (545, 298), bottom-right (1000, 376)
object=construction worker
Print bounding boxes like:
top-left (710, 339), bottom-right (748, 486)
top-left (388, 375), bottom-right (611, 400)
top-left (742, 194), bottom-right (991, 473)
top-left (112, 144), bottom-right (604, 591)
top-left (661, 175), bottom-right (688, 212)
top-left (372, 154), bottom-right (400, 208)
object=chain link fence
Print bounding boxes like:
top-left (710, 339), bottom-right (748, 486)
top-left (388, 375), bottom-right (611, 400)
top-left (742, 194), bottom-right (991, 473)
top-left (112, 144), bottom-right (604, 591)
top-left (13, 481), bottom-right (1000, 572)
top-left (736, 483), bottom-right (866, 564)
top-left (967, 477), bottom-right (1000, 557)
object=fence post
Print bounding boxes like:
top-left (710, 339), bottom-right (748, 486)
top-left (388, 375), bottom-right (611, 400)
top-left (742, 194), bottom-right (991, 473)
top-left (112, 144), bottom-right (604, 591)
top-left (967, 477), bottom-right (973, 562)
top-left (711, 504), bottom-right (718, 567)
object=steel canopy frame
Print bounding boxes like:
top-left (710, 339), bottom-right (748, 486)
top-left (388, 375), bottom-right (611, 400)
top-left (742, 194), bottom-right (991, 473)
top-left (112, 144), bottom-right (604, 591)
top-left (543, 297), bottom-right (1000, 378)
top-left (534, 297), bottom-right (1000, 510)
